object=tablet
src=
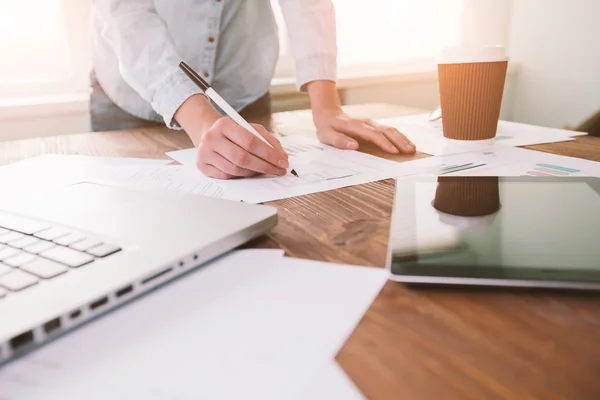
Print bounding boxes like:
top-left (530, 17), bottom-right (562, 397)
top-left (387, 176), bottom-right (600, 290)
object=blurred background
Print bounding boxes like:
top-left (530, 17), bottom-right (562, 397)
top-left (0, 0), bottom-right (599, 140)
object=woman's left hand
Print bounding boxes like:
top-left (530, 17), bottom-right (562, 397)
top-left (312, 109), bottom-right (416, 154)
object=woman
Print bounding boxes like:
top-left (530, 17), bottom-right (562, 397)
top-left (91, 0), bottom-right (415, 179)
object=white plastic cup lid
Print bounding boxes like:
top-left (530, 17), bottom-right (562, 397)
top-left (438, 45), bottom-right (508, 64)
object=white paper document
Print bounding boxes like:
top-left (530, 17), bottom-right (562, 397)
top-left (89, 164), bottom-right (238, 200)
top-left (110, 135), bottom-right (404, 203)
top-left (1, 250), bottom-right (385, 400)
top-left (393, 150), bottom-right (512, 177)
top-left (218, 139), bottom-right (405, 203)
top-left (296, 361), bottom-right (366, 400)
top-left (0, 154), bottom-right (172, 173)
top-left (377, 114), bottom-right (583, 156)
top-left (165, 135), bottom-right (327, 167)
top-left (0, 155), bottom-right (172, 205)
top-left (474, 147), bottom-right (600, 177)
top-left (395, 147), bottom-right (600, 178)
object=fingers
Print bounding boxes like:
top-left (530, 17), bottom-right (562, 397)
top-left (199, 122), bottom-right (287, 178)
top-left (381, 127), bottom-right (416, 154)
top-left (333, 119), bottom-right (400, 154)
top-left (366, 121), bottom-right (416, 154)
top-left (207, 150), bottom-right (260, 178)
top-left (254, 124), bottom-right (288, 159)
top-left (214, 140), bottom-right (287, 176)
top-left (197, 148), bottom-right (256, 179)
top-left (197, 163), bottom-right (235, 180)
top-left (317, 128), bottom-right (359, 150)
top-left (218, 119), bottom-right (289, 170)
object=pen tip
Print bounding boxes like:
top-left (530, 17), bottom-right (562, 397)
top-left (290, 169), bottom-right (299, 177)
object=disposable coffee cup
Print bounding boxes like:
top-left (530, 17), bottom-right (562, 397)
top-left (437, 46), bottom-right (509, 141)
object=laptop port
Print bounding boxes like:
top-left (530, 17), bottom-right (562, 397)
top-left (43, 318), bottom-right (61, 335)
top-left (141, 268), bottom-right (173, 285)
top-left (10, 330), bottom-right (34, 352)
top-left (115, 285), bottom-right (133, 298)
top-left (70, 309), bottom-right (81, 320)
top-left (89, 296), bottom-right (109, 311)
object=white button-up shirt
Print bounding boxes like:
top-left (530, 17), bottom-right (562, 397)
top-left (91, 0), bottom-right (337, 128)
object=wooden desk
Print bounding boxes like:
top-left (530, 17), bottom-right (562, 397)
top-left (2, 104), bottom-right (600, 399)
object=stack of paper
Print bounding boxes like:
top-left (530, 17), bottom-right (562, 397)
top-left (1, 250), bottom-right (383, 399)
top-left (376, 114), bottom-right (587, 156)
top-left (88, 136), bottom-right (406, 204)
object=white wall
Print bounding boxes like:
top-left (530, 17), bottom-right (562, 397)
top-left (507, 0), bottom-right (600, 129)
top-left (460, 0), bottom-right (513, 48)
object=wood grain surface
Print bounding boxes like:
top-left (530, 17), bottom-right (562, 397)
top-left (2, 103), bottom-right (600, 399)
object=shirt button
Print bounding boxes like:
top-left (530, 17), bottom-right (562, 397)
top-left (208, 37), bottom-right (215, 43)
top-left (203, 72), bottom-right (210, 78)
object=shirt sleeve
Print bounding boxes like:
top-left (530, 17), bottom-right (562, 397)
top-left (92, 0), bottom-right (204, 129)
top-left (278, 0), bottom-right (338, 92)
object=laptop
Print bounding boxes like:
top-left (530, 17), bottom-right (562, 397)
top-left (387, 176), bottom-right (600, 290)
top-left (0, 181), bottom-right (277, 365)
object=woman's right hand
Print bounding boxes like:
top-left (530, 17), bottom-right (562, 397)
top-left (196, 117), bottom-right (289, 179)
top-left (175, 94), bottom-right (289, 180)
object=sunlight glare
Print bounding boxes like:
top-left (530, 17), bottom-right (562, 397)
top-left (0, 0), bottom-right (72, 86)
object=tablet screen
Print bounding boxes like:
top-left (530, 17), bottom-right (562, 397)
top-left (389, 177), bottom-right (600, 282)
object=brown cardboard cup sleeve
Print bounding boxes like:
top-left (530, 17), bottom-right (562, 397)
top-left (438, 61), bottom-right (508, 140)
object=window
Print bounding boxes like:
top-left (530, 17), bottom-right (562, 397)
top-left (272, 0), bottom-right (464, 78)
top-left (0, 0), bottom-right (90, 102)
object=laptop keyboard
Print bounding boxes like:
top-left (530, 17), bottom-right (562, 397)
top-left (0, 213), bottom-right (121, 298)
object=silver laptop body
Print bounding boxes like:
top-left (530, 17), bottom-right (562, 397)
top-left (0, 182), bottom-right (277, 365)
